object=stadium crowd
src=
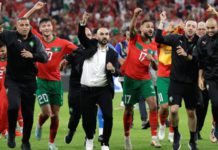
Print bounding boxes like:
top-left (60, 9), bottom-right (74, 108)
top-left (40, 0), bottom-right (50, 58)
top-left (0, 0), bottom-right (217, 45)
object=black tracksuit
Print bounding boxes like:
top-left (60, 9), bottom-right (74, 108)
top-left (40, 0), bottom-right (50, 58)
top-left (0, 30), bottom-right (48, 144)
top-left (155, 29), bottom-right (199, 109)
top-left (196, 33), bottom-right (218, 130)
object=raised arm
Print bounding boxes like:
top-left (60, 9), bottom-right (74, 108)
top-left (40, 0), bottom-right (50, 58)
top-left (207, 4), bottom-right (218, 17)
top-left (155, 11), bottom-right (174, 46)
top-left (78, 12), bottom-right (92, 48)
top-left (23, 1), bottom-right (45, 18)
top-left (129, 8), bottom-right (142, 38)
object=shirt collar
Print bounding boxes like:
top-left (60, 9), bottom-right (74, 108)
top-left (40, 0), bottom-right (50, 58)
top-left (98, 44), bottom-right (109, 52)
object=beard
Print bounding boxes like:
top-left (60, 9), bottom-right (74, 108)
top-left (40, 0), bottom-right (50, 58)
top-left (144, 32), bottom-right (153, 41)
top-left (98, 38), bottom-right (108, 45)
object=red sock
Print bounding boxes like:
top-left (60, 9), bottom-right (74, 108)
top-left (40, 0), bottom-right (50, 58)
top-left (17, 111), bottom-right (23, 128)
top-left (49, 117), bottom-right (59, 143)
top-left (159, 112), bottom-right (168, 126)
top-left (169, 121), bottom-right (174, 133)
top-left (123, 112), bottom-right (132, 137)
top-left (150, 110), bottom-right (158, 136)
top-left (38, 114), bottom-right (49, 127)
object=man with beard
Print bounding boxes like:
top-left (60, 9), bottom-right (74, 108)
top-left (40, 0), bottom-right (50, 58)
top-left (156, 11), bottom-right (199, 150)
top-left (121, 8), bottom-right (159, 149)
top-left (78, 12), bottom-right (119, 150)
top-left (197, 18), bottom-right (218, 143)
top-left (23, 2), bottom-right (77, 150)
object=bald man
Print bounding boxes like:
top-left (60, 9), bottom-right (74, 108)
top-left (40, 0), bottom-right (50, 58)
top-left (78, 12), bottom-right (120, 150)
top-left (195, 21), bottom-right (210, 140)
top-left (197, 18), bottom-right (218, 143)
top-left (197, 22), bottom-right (207, 37)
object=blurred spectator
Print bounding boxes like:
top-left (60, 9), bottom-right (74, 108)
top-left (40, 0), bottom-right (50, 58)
top-left (0, 0), bottom-right (216, 45)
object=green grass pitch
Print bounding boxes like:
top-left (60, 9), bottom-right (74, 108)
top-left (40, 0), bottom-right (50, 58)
top-left (0, 93), bottom-right (217, 150)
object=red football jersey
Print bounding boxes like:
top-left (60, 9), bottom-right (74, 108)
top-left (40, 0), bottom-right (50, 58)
top-left (0, 60), bottom-right (8, 132)
top-left (32, 29), bottom-right (77, 81)
top-left (122, 34), bottom-right (157, 80)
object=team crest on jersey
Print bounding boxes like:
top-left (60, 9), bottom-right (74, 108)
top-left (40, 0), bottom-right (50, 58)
top-left (206, 84), bottom-right (209, 90)
top-left (51, 47), bottom-right (61, 52)
top-left (29, 41), bottom-right (34, 47)
top-left (169, 96), bottom-right (173, 102)
top-left (202, 41), bottom-right (207, 45)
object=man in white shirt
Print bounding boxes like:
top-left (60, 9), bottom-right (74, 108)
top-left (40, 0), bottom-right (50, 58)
top-left (78, 12), bottom-right (119, 150)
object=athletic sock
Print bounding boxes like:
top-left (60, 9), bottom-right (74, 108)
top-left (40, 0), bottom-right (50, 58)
top-left (38, 114), bottom-right (49, 127)
top-left (150, 110), bottom-right (158, 136)
top-left (49, 117), bottom-right (59, 143)
top-left (123, 112), bottom-right (132, 137)
top-left (159, 112), bottom-right (168, 126)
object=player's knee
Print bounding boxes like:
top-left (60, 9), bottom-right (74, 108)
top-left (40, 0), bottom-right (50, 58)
top-left (52, 113), bottom-right (59, 119)
top-left (149, 102), bottom-right (157, 111)
top-left (160, 104), bottom-right (169, 110)
top-left (187, 110), bottom-right (196, 119)
top-left (125, 106), bottom-right (133, 115)
top-left (170, 107), bottom-right (178, 115)
top-left (41, 112), bottom-right (50, 118)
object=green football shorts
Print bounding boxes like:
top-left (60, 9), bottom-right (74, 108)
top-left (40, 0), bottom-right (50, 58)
top-left (36, 78), bottom-right (63, 106)
top-left (157, 77), bottom-right (170, 105)
top-left (123, 76), bottom-right (156, 106)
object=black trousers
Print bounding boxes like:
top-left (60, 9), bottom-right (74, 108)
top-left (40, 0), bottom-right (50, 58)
top-left (67, 87), bottom-right (82, 133)
top-left (67, 86), bottom-right (97, 134)
top-left (5, 77), bottom-right (36, 144)
top-left (205, 80), bottom-right (218, 129)
top-left (80, 85), bottom-right (113, 146)
top-left (196, 89), bottom-right (210, 132)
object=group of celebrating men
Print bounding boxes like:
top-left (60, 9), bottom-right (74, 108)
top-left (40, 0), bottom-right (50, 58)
top-left (0, 1), bottom-right (218, 150)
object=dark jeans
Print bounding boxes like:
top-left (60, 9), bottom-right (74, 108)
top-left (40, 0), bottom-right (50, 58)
top-left (80, 85), bottom-right (113, 146)
top-left (5, 77), bottom-right (36, 144)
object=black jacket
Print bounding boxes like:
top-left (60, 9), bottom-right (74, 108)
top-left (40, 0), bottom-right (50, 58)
top-left (155, 29), bottom-right (199, 83)
top-left (78, 24), bottom-right (120, 98)
top-left (196, 33), bottom-right (218, 81)
top-left (0, 30), bottom-right (48, 82)
top-left (66, 46), bottom-right (85, 89)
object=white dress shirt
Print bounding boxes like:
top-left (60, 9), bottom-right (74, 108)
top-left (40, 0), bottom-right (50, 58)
top-left (81, 46), bottom-right (108, 87)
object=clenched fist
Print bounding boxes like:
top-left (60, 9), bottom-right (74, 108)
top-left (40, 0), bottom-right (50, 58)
top-left (106, 62), bottom-right (115, 73)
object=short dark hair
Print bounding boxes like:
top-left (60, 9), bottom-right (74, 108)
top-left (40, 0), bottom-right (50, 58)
top-left (141, 19), bottom-right (153, 26)
top-left (39, 18), bottom-right (52, 25)
top-left (0, 41), bottom-right (5, 47)
top-left (92, 28), bottom-right (99, 35)
top-left (17, 17), bottom-right (29, 22)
